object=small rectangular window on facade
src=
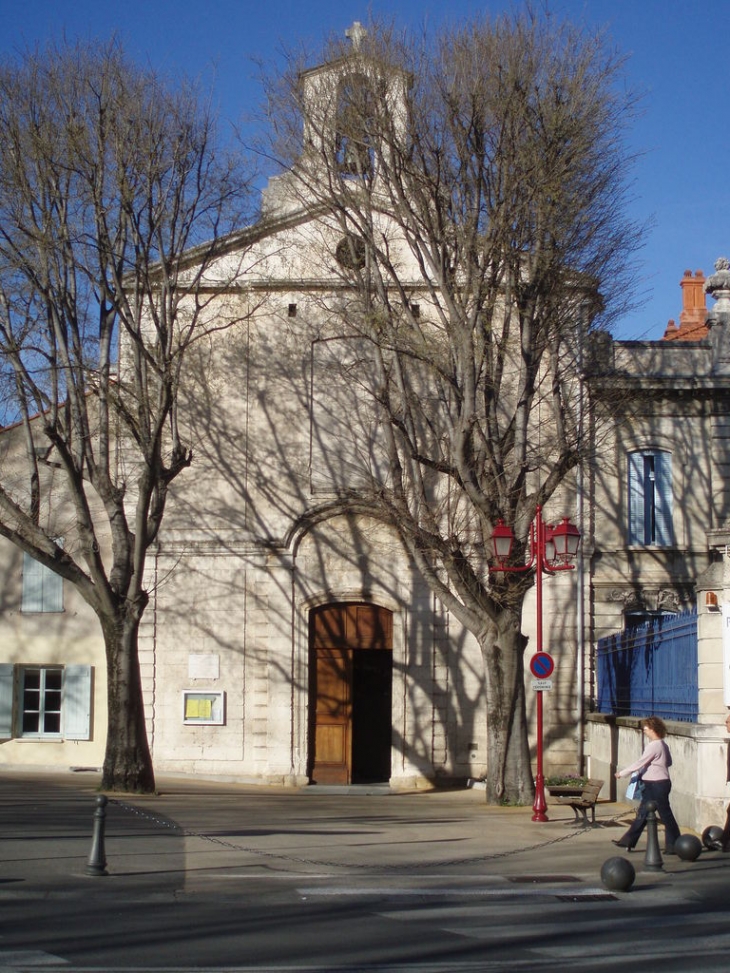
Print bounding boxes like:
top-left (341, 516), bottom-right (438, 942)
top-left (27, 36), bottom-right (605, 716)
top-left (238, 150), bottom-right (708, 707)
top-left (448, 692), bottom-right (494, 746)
top-left (0, 663), bottom-right (92, 740)
top-left (288, 303), bottom-right (297, 318)
top-left (21, 666), bottom-right (63, 736)
top-left (410, 303), bottom-right (420, 319)
top-left (628, 450), bottom-right (673, 546)
top-left (21, 549), bottom-right (63, 613)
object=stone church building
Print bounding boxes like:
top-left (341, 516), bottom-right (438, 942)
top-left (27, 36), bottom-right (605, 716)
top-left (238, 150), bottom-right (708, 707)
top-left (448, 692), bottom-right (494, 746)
top-left (3, 28), bottom-right (730, 830)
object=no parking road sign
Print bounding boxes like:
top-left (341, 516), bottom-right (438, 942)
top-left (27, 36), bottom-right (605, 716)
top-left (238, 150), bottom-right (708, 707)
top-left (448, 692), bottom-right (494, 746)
top-left (529, 652), bottom-right (555, 680)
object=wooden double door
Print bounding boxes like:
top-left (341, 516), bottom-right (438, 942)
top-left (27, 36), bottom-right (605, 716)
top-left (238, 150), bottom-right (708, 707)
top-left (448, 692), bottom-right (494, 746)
top-left (309, 603), bottom-right (393, 785)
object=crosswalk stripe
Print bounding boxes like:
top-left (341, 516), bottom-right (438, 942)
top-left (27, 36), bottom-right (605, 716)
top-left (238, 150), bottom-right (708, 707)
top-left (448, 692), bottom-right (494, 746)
top-left (0, 950), bottom-right (68, 967)
top-left (297, 885), bottom-right (611, 898)
top-left (539, 934), bottom-right (730, 959)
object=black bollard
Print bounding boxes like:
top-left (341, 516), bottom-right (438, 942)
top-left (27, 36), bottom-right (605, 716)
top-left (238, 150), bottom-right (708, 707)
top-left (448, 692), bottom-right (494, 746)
top-left (643, 800), bottom-right (664, 871)
top-left (86, 795), bottom-right (108, 876)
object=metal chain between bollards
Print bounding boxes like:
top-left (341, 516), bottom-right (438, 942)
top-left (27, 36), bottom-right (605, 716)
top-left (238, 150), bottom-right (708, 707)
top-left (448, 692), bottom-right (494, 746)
top-left (109, 798), bottom-right (613, 872)
top-left (86, 794), bottom-right (109, 876)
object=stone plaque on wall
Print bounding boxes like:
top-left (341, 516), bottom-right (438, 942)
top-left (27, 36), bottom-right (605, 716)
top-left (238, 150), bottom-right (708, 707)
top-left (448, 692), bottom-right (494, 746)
top-left (188, 653), bottom-right (220, 680)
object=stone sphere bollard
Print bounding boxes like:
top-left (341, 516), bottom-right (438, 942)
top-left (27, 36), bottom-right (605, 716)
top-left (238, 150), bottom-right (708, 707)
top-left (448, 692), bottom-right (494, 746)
top-left (674, 834), bottom-right (702, 861)
top-left (600, 856), bottom-right (635, 892)
top-left (702, 825), bottom-right (724, 850)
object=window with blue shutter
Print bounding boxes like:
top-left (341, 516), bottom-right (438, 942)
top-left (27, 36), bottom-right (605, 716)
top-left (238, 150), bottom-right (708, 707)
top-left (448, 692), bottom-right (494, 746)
top-left (0, 664), bottom-right (14, 738)
top-left (62, 665), bottom-right (92, 740)
top-left (0, 664), bottom-right (92, 740)
top-left (21, 550), bottom-right (63, 612)
top-left (628, 449), bottom-right (673, 546)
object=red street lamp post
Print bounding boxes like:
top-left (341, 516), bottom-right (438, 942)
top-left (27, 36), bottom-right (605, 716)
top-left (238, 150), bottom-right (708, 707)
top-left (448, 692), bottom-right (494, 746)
top-left (490, 506), bottom-right (581, 822)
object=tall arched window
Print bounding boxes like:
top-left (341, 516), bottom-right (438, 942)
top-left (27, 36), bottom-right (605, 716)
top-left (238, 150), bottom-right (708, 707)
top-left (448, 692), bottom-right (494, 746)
top-left (335, 74), bottom-right (379, 179)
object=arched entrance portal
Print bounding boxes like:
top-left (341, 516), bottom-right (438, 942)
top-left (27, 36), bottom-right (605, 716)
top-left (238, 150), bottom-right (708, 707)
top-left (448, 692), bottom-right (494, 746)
top-left (309, 603), bottom-right (393, 785)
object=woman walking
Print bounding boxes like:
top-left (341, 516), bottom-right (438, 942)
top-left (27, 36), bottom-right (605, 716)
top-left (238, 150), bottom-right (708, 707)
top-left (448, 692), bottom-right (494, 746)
top-left (612, 716), bottom-right (681, 854)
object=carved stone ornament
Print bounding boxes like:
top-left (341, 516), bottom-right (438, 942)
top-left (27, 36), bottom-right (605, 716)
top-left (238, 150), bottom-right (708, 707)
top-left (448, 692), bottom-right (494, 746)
top-left (655, 588), bottom-right (682, 612)
top-left (609, 588), bottom-right (644, 609)
top-left (607, 587), bottom-right (686, 613)
top-left (705, 257), bottom-right (730, 314)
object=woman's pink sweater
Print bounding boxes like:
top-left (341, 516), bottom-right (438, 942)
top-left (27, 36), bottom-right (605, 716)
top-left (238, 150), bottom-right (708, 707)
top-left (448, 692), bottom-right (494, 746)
top-left (617, 738), bottom-right (672, 781)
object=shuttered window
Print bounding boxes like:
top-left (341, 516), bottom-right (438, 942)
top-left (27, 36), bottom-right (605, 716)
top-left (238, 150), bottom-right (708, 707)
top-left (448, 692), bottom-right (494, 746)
top-left (21, 550), bottom-right (63, 613)
top-left (0, 664), bottom-right (13, 738)
top-left (0, 664), bottom-right (92, 740)
top-left (61, 665), bottom-right (92, 740)
top-left (21, 666), bottom-right (63, 735)
top-left (628, 450), bottom-right (673, 546)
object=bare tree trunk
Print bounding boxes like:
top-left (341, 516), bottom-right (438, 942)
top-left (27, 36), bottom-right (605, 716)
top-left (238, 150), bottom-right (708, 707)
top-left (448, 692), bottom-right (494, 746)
top-left (0, 40), bottom-right (250, 797)
top-left (480, 610), bottom-right (533, 805)
top-left (100, 610), bottom-right (155, 793)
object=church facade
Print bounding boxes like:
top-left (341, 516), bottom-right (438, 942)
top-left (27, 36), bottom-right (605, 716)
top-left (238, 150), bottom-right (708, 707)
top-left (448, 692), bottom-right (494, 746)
top-left (0, 30), bottom-right (584, 788)
top-left (2, 29), bottom-right (730, 831)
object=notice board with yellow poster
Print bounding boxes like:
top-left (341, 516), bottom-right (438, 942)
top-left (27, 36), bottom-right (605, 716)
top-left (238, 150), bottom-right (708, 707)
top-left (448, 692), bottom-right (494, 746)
top-left (182, 690), bottom-right (225, 725)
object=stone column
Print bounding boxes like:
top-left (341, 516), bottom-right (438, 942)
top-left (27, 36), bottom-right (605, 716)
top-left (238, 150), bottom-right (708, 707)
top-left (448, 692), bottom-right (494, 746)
top-left (695, 544), bottom-right (730, 827)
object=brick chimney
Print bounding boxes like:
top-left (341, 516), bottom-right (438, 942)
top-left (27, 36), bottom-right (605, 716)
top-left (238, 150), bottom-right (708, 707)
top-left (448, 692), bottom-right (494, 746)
top-left (663, 269), bottom-right (709, 340)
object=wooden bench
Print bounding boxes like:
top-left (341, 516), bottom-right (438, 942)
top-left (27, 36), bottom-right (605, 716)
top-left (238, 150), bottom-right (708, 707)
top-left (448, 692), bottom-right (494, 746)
top-left (552, 778), bottom-right (605, 825)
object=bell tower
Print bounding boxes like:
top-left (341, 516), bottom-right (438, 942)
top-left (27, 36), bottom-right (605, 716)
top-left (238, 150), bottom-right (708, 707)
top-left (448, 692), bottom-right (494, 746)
top-left (262, 22), bottom-right (408, 216)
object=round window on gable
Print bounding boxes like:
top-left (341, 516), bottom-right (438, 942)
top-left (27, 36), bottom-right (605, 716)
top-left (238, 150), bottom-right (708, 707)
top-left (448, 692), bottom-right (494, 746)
top-left (335, 235), bottom-right (367, 271)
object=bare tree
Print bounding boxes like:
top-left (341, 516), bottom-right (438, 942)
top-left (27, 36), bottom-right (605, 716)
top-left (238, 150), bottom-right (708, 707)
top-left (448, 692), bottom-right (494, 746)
top-left (0, 39), bottom-right (252, 791)
top-left (261, 11), bottom-right (643, 803)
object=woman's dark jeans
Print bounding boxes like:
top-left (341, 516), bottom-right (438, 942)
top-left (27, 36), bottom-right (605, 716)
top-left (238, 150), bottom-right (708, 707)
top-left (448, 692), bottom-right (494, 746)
top-left (621, 779), bottom-right (681, 851)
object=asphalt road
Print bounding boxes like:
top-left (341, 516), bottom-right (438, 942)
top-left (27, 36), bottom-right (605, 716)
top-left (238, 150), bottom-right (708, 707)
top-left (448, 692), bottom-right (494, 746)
top-left (1, 771), bottom-right (729, 972)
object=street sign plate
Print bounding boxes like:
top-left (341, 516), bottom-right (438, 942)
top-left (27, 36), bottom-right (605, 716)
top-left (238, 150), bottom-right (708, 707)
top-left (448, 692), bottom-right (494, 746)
top-left (529, 652), bottom-right (555, 679)
top-left (532, 678), bottom-right (553, 691)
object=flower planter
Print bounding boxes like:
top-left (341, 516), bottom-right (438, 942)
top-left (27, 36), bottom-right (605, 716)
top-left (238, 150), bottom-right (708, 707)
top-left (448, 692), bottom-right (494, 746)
top-left (546, 784), bottom-right (585, 797)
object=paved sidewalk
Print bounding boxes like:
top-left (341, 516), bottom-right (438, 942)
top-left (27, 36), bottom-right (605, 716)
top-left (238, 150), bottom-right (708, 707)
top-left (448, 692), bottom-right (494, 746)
top-left (0, 769), bottom-right (724, 902)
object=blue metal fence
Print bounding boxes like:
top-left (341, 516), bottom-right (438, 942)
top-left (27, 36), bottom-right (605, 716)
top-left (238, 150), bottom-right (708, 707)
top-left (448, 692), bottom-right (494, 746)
top-left (596, 611), bottom-right (698, 722)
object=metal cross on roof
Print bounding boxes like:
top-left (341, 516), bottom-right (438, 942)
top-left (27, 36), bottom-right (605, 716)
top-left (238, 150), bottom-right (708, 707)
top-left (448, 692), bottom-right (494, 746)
top-left (345, 21), bottom-right (367, 51)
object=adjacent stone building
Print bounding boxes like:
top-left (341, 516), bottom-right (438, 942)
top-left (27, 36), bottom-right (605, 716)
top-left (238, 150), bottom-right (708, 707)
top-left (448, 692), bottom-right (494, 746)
top-left (586, 258), bottom-right (730, 829)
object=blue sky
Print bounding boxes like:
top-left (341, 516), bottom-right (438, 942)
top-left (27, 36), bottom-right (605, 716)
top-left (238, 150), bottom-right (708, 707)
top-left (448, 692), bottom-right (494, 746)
top-left (2, 0), bottom-right (728, 340)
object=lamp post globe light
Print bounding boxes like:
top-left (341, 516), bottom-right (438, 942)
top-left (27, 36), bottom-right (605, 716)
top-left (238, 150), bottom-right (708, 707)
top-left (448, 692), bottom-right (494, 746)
top-left (490, 506), bottom-right (581, 822)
